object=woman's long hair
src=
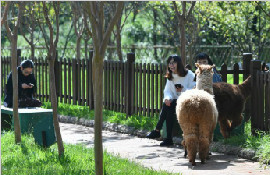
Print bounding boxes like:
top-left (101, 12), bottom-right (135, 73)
top-left (165, 55), bottom-right (188, 80)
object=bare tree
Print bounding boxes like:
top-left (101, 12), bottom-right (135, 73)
top-left (37, 1), bottom-right (64, 156)
top-left (20, 2), bottom-right (40, 58)
top-left (112, 2), bottom-right (135, 61)
top-left (83, 10), bottom-right (92, 59)
top-left (173, 1), bottom-right (196, 65)
top-left (61, 21), bottom-right (74, 58)
top-left (83, 2), bottom-right (124, 175)
top-left (3, 2), bottom-right (24, 144)
top-left (71, 2), bottom-right (85, 60)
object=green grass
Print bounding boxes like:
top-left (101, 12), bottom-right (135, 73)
top-left (42, 102), bottom-right (159, 131)
top-left (1, 131), bottom-right (176, 175)
top-left (218, 120), bottom-right (270, 165)
top-left (42, 102), bottom-right (270, 165)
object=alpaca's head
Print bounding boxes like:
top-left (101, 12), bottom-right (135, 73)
top-left (195, 63), bottom-right (214, 94)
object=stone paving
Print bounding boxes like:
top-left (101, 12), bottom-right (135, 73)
top-left (60, 123), bottom-right (270, 175)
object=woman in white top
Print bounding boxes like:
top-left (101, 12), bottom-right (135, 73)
top-left (146, 55), bottom-right (196, 146)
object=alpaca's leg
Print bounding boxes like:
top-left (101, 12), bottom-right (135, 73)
top-left (198, 123), bottom-right (211, 164)
top-left (209, 120), bottom-right (217, 144)
top-left (230, 114), bottom-right (243, 131)
top-left (181, 140), bottom-right (188, 158)
top-left (185, 136), bottom-right (198, 166)
top-left (199, 137), bottom-right (209, 164)
top-left (181, 123), bottom-right (198, 166)
top-left (219, 119), bottom-right (231, 138)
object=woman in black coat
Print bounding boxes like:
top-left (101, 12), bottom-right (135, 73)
top-left (4, 60), bottom-right (37, 108)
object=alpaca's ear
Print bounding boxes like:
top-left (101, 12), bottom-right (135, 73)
top-left (195, 63), bottom-right (200, 68)
top-left (208, 65), bottom-right (215, 70)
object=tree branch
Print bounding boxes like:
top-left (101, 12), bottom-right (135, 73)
top-left (173, 1), bottom-right (182, 23)
top-left (37, 2), bottom-right (49, 52)
top-left (99, 2), bottom-right (104, 34)
top-left (256, 1), bottom-right (270, 17)
top-left (182, 1), bottom-right (186, 19)
top-left (53, 2), bottom-right (60, 49)
top-left (84, 2), bottom-right (99, 49)
top-left (71, 2), bottom-right (79, 36)
top-left (186, 2), bottom-right (196, 20)
top-left (14, 2), bottom-right (25, 37)
top-left (100, 2), bottom-right (124, 54)
top-left (43, 2), bottom-right (54, 49)
top-left (120, 6), bottom-right (132, 30)
top-left (3, 2), bottom-right (13, 40)
top-left (83, 10), bottom-right (92, 37)
top-left (1, 1), bottom-right (11, 26)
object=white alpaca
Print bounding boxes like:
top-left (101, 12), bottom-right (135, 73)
top-left (176, 64), bottom-right (218, 166)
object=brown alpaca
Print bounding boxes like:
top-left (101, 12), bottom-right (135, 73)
top-left (213, 76), bottom-right (252, 138)
top-left (176, 64), bottom-right (218, 166)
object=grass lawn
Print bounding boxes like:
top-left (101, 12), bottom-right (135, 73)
top-left (41, 102), bottom-right (270, 165)
top-left (42, 102), bottom-right (159, 131)
top-left (219, 121), bottom-right (270, 165)
top-left (1, 131), bottom-right (176, 175)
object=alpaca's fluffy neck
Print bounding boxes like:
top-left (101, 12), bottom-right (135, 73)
top-left (196, 75), bottom-right (213, 95)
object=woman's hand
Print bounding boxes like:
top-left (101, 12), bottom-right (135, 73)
top-left (22, 83), bottom-right (33, 89)
top-left (164, 99), bottom-right (171, 106)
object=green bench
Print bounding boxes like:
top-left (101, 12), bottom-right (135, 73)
top-left (1, 106), bottom-right (56, 147)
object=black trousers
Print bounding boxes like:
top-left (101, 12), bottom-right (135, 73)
top-left (155, 99), bottom-right (177, 140)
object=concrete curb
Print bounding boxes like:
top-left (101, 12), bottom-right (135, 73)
top-left (58, 114), bottom-right (257, 162)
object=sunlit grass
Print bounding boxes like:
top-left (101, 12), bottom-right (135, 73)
top-left (1, 131), bottom-right (176, 175)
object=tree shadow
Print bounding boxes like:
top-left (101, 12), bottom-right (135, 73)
top-left (174, 153), bottom-right (246, 170)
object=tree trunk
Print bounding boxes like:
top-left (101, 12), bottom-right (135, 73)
top-left (116, 20), bottom-right (123, 61)
top-left (48, 58), bottom-right (64, 156)
top-left (180, 21), bottom-right (186, 65)
top-left (93, 53), bottom-right (104, 175)
top-left (31, 44), bottom-right (35, 58)
top-left (84, 38), bottom-right (89, 60)
top-left (153, 9), bottom-right (157, 60)
top-left (11, 39), bottom-right (21, 144)
top-left (31, 32), bottom-right (35, 58)
top-left (76, 36), bottom-right (82, 60)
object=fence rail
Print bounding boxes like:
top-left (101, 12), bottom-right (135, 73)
top-left (1, 51), bottom-right (269, 133)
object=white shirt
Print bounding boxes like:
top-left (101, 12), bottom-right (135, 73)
top-left (163, 70), bottom-right (196, 101)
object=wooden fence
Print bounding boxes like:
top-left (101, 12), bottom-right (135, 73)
top-left (250, 60), bottom-right (270, 133)
top-left (2, 51), bottom-right (269, 132)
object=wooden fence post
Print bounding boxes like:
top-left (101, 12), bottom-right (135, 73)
top-left (17, 49), bottom-right (21, 66)
top-left (220, 63), bottom-right (227, 82)
top-left (250, 60), bottom-right (261, 135)
top-left (72, 58), bottom-right (77, 105)
top-left (126, 53), bottom-right (135, 116)
top-left (243, 53), bottom-right (252, 121)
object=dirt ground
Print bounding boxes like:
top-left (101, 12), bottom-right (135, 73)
top-left (60, 123), bottom-right (270, 175)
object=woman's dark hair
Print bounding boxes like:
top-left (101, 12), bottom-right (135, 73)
top-left (165, 55), bottom-right (188, 80)
top-left (194, 53), bottom-right (213, 65)
top-left (20, 60), bottom-right (34, 69)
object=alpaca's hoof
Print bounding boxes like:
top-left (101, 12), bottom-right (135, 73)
top-left (201, 159), bottom-right (206, 164)
top-left (192, 161), bottom-right (196, 166)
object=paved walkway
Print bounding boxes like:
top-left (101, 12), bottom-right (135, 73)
top-left (60, 123), bottom-right (270, 175)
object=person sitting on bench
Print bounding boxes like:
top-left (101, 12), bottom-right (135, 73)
top-left (146, 55), bottom-right (196, 146)
top-left (4, 60), bottom-right (41, 108)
